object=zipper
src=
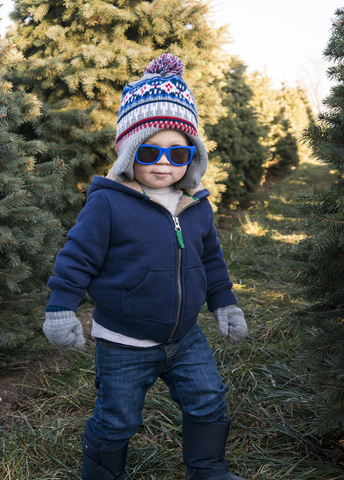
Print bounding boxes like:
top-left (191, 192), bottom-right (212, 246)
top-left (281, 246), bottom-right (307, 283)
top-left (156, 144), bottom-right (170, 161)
top-left (168, 216), bottom-right (183, 342)
top-left (143, 193), bottom-right (199, 343)
top-left (172, 216), bottom-right (185, 249)
top-left (167, 202), bottom-right (200, 342)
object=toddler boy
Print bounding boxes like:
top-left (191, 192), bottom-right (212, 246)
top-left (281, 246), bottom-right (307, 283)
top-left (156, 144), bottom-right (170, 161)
top-left (43, 54), bottom-right (248, 480)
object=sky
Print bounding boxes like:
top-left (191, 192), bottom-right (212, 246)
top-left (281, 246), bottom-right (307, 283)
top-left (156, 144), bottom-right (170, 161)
top-left (209, 0), bottom-right (341, 110)
top-left (1, 0), bottom-right (341, 110)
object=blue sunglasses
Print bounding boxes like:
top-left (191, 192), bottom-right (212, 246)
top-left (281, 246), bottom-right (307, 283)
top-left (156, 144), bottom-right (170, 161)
top-left (136, 144), bottom-right (196, 166)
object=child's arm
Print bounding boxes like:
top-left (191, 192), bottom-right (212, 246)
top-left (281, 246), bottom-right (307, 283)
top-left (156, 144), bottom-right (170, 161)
top-left (201, 206), bottom-right (247, 344)
top-left (47, 191), bottom-right (112, 310)
top-left (201, 220), bottom-right (236, 310)
top-left (43, 191), bottom-right (112, 349)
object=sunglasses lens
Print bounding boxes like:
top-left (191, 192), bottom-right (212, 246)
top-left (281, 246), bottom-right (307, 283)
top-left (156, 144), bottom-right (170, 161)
top-left (170, 148), bottom-right (191, 165)
top-left (137, 146), bottom-right (160, 164)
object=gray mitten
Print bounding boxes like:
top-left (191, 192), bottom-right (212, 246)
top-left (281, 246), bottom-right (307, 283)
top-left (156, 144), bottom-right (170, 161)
top-left (213, 305), bottom-right (248, 344)
top-left (43, 310), bottom-right (85, 349)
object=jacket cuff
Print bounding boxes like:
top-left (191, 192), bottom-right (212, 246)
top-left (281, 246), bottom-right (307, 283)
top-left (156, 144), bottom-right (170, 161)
top-left (47, 288), bottom-right (81, 312)
top-left (46, 306), bottom-right (70, 313)
top-left (207, 289), bottom-right (237, 313)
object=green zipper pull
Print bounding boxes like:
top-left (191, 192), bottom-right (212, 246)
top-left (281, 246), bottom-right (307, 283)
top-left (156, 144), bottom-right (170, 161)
top-left (173, 217), bottom-right (185, 249)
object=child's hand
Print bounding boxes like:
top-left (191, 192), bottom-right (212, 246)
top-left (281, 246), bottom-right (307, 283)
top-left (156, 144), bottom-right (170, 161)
top-left (43, 310), bottom-right (85, 349)
top-left (213, 305), bottom-right (248, 344)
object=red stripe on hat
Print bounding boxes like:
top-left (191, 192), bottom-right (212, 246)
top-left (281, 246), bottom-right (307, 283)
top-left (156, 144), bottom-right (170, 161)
top-left (116, 120), bottom-right (198, 151)
top-left (116, 116), bottom-right (197, 144)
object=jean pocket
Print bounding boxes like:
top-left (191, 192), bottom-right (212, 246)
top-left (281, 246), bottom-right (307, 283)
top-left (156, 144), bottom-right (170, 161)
top-left (122, 269), bottom-right (177, 321)
top-left (183, 265), bottom-right (207, 320)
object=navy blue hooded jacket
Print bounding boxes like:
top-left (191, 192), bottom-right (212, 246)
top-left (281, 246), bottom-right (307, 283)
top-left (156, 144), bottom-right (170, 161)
top-left (47, 175), bottom-right (236, 344)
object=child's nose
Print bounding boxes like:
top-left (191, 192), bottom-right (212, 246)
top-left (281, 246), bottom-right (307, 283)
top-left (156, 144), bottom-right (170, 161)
top-left (157, 153), bottom-right (169, 165)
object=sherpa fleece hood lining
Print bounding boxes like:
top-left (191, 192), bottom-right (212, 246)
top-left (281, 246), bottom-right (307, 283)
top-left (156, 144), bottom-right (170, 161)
top-left (105, 169), bottom-right (206, 217)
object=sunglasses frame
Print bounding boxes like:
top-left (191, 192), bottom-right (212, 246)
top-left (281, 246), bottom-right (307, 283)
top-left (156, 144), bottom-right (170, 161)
top-left (135, 144), bottom-right (196, 166)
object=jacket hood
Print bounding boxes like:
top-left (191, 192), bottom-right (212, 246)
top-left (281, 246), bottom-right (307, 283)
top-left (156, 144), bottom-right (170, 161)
top-left (111, 127), bottom-right (208, 190)
top-left (89, 174), bottom-right (210, 197)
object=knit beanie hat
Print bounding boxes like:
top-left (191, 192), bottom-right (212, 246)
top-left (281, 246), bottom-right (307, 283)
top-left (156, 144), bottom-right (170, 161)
top-left (111, 54), bottom-right (208, 189)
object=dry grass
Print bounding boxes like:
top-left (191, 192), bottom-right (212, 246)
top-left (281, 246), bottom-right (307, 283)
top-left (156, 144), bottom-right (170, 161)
top-left (1, 157), bottom-right (344, 479)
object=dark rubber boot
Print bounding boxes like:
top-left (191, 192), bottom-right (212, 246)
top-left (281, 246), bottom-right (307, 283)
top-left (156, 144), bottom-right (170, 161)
top-left (81, 422), bottom-right (129, 480)
top-left (182, 414), bottom-right (246, 480)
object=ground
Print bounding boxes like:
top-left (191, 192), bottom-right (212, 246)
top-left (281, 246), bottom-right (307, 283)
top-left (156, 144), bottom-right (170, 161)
top-left (0, 305), bottom-right (94, 419)
top-left (1, 160), bottom-right (344, 479)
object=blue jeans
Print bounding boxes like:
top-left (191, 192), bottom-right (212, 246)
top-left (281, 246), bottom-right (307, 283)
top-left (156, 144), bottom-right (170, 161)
top-left (88, 323), bottom-right (227, 441)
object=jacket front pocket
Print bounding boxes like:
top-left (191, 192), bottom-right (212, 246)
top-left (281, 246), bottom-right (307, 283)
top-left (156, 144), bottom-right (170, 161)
top-left (122, 269), bottom-right (177, 322)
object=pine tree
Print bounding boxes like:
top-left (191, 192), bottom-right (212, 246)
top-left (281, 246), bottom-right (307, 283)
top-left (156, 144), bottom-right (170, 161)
top-left (204, 57), bottom-right (268, 207)
top-left (285, 8), bottom-right (344, 434)
top-left (249, 73), bottom-right (314, 176)
top-left (0, 35), bottom-right (65, 365)
top-left (6, 0), bottom-right (229, 219)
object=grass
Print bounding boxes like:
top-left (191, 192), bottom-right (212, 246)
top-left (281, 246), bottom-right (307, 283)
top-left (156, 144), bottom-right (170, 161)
top-left (1, 157), bottom-right (344, 479)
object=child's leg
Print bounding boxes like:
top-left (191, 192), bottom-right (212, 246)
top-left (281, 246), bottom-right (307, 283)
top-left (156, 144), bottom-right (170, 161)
top-left (160, 323), bottom-right (246, 480)
top-left (82, 339), bottom-right (166, 480)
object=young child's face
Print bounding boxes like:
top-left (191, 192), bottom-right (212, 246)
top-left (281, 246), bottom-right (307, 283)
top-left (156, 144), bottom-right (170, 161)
top-left (133, 130), bottom-right (189, 188)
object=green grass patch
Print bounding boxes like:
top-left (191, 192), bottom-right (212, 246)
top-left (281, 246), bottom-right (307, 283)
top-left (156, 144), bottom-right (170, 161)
top-left (1, 157), bottom-right (344, 479)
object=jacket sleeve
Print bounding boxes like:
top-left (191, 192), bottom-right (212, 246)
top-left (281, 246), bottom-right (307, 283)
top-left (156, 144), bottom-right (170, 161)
top-left (201, 203), bottom-right (237, 312)
top-left (47, 191), bottom-right (112, 311)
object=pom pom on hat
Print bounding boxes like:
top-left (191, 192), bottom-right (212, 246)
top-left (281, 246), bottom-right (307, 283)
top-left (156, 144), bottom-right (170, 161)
top-left (144, 53), bottom-right (184, 77)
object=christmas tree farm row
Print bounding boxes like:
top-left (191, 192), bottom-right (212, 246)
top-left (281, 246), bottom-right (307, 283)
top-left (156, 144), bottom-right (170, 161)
top-left (2, 0), bottom-right (342, 441)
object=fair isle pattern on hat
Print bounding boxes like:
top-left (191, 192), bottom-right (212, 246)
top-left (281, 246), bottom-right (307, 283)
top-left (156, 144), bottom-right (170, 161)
top-left (116, 73), bottom-right (199, 151)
